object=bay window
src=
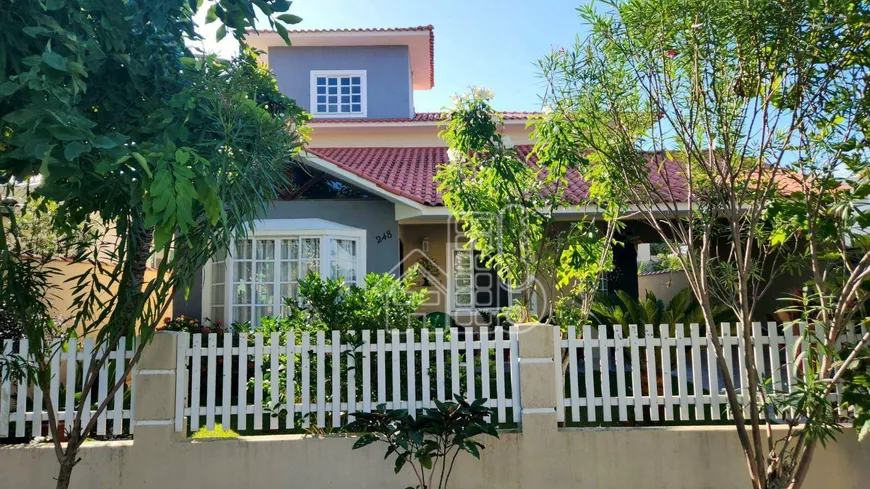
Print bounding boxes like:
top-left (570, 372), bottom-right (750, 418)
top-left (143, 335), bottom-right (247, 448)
top-left (202, 220), bottom-right (365, 327)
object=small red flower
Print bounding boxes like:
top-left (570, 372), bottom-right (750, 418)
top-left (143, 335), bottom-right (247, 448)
top-left (163, 317), bottom-right (171, 324)
top-left (214, 320), bottom-right (222, 326)
top-left (667, 49), bottom-right (677, 58)
top-left (202, 327), bottom-right (211, 334)
top-left (218, 357), bottom-right (224, 365)
top-left (247, 361), bottom-right (255, 369)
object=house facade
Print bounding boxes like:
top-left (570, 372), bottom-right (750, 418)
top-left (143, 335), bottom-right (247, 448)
top-left (172, 25), bottom-right (654, 327)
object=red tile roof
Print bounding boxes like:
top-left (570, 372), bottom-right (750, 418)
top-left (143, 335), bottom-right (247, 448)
top-left (248, 25), bottom-right (436, 88)
top-left (306, 146), bottom-right (692, 206)
top-left (310, 111), bottom-right (539, 124)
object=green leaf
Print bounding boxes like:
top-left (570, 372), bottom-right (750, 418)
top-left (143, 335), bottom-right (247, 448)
top-left (216, 25), bottom-right (227, 42)
top-left (0, 81), bottom-right (20, 96)
top-left (63, 141), bottom-right (90, 161)
top-left (274, 22), bottom-right (292, 46)
top-left (47, 125), bottom-right (87, 141)
top-left (132, 152), bottom-right (152, 178)
top-left (92, 135), bottom-right (118, 149)
top-left (352, 435), bottom-right (378, 450)
top-left (277, 13), bottom-right (303, 24)
top-left (153, 223), bottom-right (173, 251)
top-left (394, 455), bottom-right (407, 474)
top-left (42, 51), bottom-right (69, 72)
top-left (419, 455), bottom-right (433, 470)
top-left (175, 149), bottom-right (190, 165)
top-left (205, 4), bottom-right (218, 23)
top-left (3, 109), bottom-right (37, 125)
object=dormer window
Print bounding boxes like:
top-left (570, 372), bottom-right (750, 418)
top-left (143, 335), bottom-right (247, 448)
top-left (310, 70), bottom-right (367, 117)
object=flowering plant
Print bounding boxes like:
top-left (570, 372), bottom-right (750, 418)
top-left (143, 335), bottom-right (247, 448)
top-left (158, 315), bottom-right (224, 334)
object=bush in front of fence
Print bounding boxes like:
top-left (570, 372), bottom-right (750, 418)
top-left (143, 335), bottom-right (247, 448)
top-left (347, 396), bottom-right (498, 489)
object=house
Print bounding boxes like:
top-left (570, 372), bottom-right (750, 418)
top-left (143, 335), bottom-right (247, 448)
top-left (170, 25), bottom-right (699, 327)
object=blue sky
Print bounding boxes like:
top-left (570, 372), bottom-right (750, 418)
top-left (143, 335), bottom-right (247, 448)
top-left (195, 0), bottom-right (592, 112)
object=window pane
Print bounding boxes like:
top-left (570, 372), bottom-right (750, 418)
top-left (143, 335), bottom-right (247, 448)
top-left (351, 76), bottom-right (361, 85)
top-left (330, 261), bottom-right (356, 282)
top-left (236, 239), bottom-right (252, 259)
top-left (211, 284), bottom-right (225, 306)
top-left (210, 307), bottom-right (224, 324)
top-left (317, 95), bottom-right (326, 103)
top-left (316, 77), bottom-right (326, 85)
top-left (234, 306), bottom-right (251, 324)
top-left (256, 240), bottom-right (275, 260)
top-left (317, 86), bottom-right (326, 94)
top-left (340, 77), bottom-right (350, 86)
top-left (255, 262), bottom-right (274, 282)
top-left (234, 284), bottom-right (251, 304)
top-left (351, 104), bottom-right (361, 112)
top-left (328, 95), bottom-right (337, 104)
top-left (341, 104), bottom-right (351, 112)
top-left (351, 86), bottom-right (360, 94)
top-left (341, 95), bottom-right (350, 104)
top-left (328, 77), bottom-right (338, 86)
top-left (317, 104), bottom-right (327, 112)
top-left (255, 306), bottom-right (273, 323)
top-left (281, 262), bottom-right (299, 281)
top-left (351, 95), bottom-right (361, 103)
top-left (281, 239), bottom-right (299, 259)
top-left (280, 283), bottom-right (298, 301)
top-left (211, 261), bottom-right (226, 283)
top-left (331, 239), bottom-right (356, 259)
top-left (455, 278), bottom-right (471, 290)
top-left (255, 284), bottom-right (274, 305)
top-left (455, 293), bottom-right (472, 307)
top-left (302, 238), bottom-right (320, 258)
top-left (301, 259), bottom-right (320, 277)
top-left (235, 262), bottom-right (252, 282)
top-left (328, 87), bottom-right (337, 95)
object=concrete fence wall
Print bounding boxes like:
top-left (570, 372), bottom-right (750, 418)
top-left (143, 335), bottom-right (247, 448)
top-left (2, 327), bottom-right (869, 489)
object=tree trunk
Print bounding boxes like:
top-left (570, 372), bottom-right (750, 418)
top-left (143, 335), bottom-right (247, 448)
top-left (55, 459), bottom-right (75, 489)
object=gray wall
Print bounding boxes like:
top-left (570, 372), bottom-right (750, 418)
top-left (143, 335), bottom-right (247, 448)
top-left (173, 199), bottom-right (399, 318)
top-left (269, 45), bottom-right (412, 119)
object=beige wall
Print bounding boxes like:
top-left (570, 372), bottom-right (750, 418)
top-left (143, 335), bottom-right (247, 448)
top-left (2, 331), bottom-right (869, 489)
top-left (308, 123), bottom-right (534, 148)
top-left (638, 270), bottom-right (691, 304)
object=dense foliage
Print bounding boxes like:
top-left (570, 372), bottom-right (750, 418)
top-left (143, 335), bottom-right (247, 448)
top-left (539, 1), bottom-right (870, 488)
top-left (347, 397), bottom-right (498, 489)
top-left (590, 288), bottom-right (733, 329)
top-left (0, 1), bottom-right (307, 487)
top-left (436, 89), bottom-right (622, 324)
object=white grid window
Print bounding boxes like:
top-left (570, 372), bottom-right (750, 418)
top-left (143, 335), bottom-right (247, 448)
top-left (452, 248), bottom-right (473, 309)
top-left (311, 71), bottom-right (366, 117)
top-left (205, 226), bottom-right (365, 327)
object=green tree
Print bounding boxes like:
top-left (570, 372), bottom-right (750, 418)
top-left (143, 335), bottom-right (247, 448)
top-left (0, 1), bottom-right (307, 487)
top-left (436, 88), bottom-right (623, 326)
top-left (539, 1), bottom-right (870, 488)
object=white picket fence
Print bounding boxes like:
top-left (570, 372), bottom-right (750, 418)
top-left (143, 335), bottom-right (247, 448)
top-left (556, 323), bottom-right (867, 425)
top-left (0, 337), bottom-right (138, 439)
top-left (175, 327), bottom-right (521, 433)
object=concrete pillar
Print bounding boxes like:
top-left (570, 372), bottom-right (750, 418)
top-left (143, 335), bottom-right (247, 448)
top-left (133, 332), bottom-right (185, 446)
top-left (516, 323), bottom-right (558, 434)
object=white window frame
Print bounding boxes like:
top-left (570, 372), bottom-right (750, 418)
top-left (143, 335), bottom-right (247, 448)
top-left (447, 242), bottom-right (537, 316)
top-left (201, 222), bottom-right (366, 326)
top-left (310, 70), bottom-right (367, 118)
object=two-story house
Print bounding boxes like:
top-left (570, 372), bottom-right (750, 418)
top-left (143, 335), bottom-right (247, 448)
top-left (172, 25), bottom-right (649, 328)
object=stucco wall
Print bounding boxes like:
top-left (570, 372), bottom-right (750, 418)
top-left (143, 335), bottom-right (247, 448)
top-left (3, 424), bottom-right (869, 489)
top-left (639, 270), bottom-right (692, 303)
top-left (270, 45), bottom-right (413, 119)
top-left (172, 199), bottom-right (399, 318)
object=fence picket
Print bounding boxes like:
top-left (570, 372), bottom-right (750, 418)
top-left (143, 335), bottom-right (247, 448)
top-left (613, 326), bottom-right (628, 422)
top-left (254, 334), bottom-right (264, 430)
top-left (707, 331), bottom-right (721, 421)
top-left (0, 340), bottom-right (10, 438)
top-left (190, 335), bottom-right (202, 431)
top-left (495, 326), bottom-right (507, 423)
top-left (567, 326), bottom-right (580, 422)
top-left (270, 332), bottom-right (280, 431)
top-left (421, 329), bottom-right (431, 410)
top-left (583, 325), bottom-right (596, 422)
top-left (361, 330), bottom-right (371, 414)
top-left (49, 339), bottom-right (61, 435)
top-left (721, 324), bottom-right (735, 420)
top-left (674, 325), bottom-right (689, 421)
top-left (15, 339), bottom-right (29, 437)
top-left (628, 325), bottom-right (643, 421)
top-left (114, 338), bottom-right (126, 433)
top-left (237, 333), bottom-right (248, 431)
top-left (79, 338), bottom-right (92, 434)
top-left (737, 324), bottom-right (750, 418)
top-left (347, 331), bottom-right (357, 422)
top-left (315, 331), bottom-right (325, 428)
top-left (391, 330), bottom-right (401, 410)
top-left (689, 324), bottom-right (704, 421)
top-left (509, 326), bottom-right (521, 422)
top-left (300, 332), bottom-right (309, 429)
top-left (406, 329), bottom-right (416, 417)
top-left (287, 331), bottom-right (296, 429)
top-left (331, 330), bottom-right (341, 427)
top-left (599, 326), bottom-right (612, 422)
top-left (222, 333), bottom-right (232, 429)
top-left (436, 329), bottom-right (446, 403)
top-left (659, 325), bottom-right (674, 421)
top-left (205, 334), bottom-right (217, 431)
top-left (376, 330), bottom-right (386, 406)
top-left (175, 333), bottom-right (188, 433)
top-left (96, 343), bottom-right (108, 436)
top-left (644, 325), bottom-right (659, 422)
top-left (32, 346), bottom-right (44, 437)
